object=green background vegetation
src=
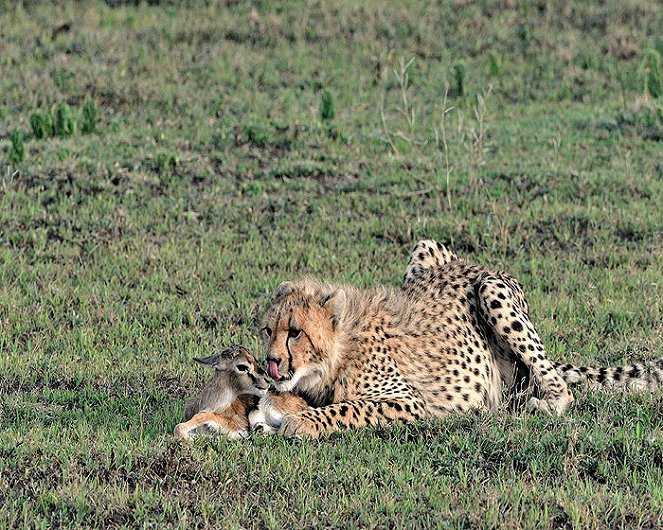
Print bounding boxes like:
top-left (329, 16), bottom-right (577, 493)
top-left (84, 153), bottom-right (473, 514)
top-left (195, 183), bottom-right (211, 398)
top-left (0, 1), bottom-right (662, 528)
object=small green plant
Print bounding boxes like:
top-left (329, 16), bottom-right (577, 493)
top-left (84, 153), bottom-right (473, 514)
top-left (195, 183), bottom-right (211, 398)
top-left (450, 62), bottom-right (466, 97)
top-left (8, 129), bottom-right (25, 163)
top-left (80, 98), bottom-right (98, 134)
top-left (243, 123), bottom-right (269, 147)
top-left (488, 52), bottom-right (502, 78)
top-left (379, 56), bottom-right (420, 155)
top-left (642, 49), bottom-right (662, 99)
top-left (30, 100), bottom-right (100, 140)
top-left (54, 102), bottom-right (77, 137)
top-left (319, 90), bottom-right (335, 122)
top-left (580, 53), bottom-right (599, 71)
top-left (29, 111), bottom-right (54, 139)
top-left (155, 151), bottom-right (180, 174)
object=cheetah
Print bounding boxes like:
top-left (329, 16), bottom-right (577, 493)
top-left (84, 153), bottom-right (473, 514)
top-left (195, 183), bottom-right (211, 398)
top-left (260, 240), bottom-right (662, 437)
top-left (174, 345), bottom-right (271, 441)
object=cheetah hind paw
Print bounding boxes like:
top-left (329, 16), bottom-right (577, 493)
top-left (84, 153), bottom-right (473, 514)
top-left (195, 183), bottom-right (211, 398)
top-left (527, 393), bottom-right (574, 415)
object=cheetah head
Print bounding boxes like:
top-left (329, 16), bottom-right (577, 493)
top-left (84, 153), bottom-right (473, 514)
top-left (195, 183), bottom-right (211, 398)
top-left (261, 279), bottom-right (346, 393)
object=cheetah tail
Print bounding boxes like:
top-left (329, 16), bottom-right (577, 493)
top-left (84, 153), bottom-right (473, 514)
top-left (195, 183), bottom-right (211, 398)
top-left (554, 357), bottom-right (663, 390)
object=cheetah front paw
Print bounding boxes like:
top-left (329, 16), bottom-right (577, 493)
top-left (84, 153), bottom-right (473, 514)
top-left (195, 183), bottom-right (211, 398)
top-left (279, 415), bottom-right (322, 438)
top-left (252, 422), bottom-right (276, 435)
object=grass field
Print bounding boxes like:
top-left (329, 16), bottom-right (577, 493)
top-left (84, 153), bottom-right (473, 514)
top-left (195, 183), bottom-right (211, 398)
top-left (1, 1), bottom-right (662, 528)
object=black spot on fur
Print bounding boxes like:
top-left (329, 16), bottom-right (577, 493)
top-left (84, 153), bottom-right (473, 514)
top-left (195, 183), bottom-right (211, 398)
top-left (512, 321), bottom-right (523, 332)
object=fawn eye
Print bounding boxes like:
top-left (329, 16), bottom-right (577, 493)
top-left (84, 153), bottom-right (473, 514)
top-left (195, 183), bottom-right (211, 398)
top-left (263, 327), bottom-right (272, 337)
top-left (288, 327), bottom-right (301, 339)
top-left (236, 364), bottom-right (249, 372)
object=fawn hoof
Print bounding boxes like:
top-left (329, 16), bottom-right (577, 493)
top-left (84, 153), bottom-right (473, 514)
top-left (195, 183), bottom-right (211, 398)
top-left (173, 423), bottom-right (193, 441)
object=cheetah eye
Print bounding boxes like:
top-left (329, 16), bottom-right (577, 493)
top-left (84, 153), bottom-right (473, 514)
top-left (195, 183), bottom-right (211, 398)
top-left (262, 327), bottom-right (272, 338)
top-left (235, 364), bottom-right (249, 372)
top-left (288, 327), bottom-right (301, 339)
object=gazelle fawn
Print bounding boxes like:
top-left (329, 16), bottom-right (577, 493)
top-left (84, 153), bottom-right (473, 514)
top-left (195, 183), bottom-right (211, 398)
top-left (174, 345), bottom-right (271, 441)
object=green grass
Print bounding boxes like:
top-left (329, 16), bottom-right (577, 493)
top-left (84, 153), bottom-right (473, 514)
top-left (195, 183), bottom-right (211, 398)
top-left (1, 1), bottom-right (662, 528)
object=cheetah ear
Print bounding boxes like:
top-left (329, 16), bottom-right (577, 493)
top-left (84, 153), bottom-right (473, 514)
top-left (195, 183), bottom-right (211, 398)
top-left (320, 288), bottom-right (346, 321)
top-left (273, 281), bottom-right (295, 299)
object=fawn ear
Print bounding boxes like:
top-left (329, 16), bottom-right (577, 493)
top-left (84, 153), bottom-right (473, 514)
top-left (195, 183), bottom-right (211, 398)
top-left (193, 347), bottom-right (235, 369)
top-left (274, 281), bottom-right (295, 299)
top-left (320, 288), bottom-right (346, 322)
top-left (193, 354), bottom-right (221, 369)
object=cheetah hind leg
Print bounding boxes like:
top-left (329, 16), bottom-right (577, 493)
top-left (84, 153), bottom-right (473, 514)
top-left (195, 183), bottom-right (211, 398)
top-left (474, 271), bottom-right (574, 415)
top-left (403, 239), bottom-right (458, 289)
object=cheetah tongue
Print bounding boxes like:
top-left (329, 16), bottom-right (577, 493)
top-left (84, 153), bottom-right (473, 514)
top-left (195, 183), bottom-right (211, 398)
top-left (267, 360), bottom-right (281, 380)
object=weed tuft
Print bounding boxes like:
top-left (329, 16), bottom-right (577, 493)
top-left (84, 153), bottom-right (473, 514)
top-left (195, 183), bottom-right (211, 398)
top-left (451, 62), bottom-right (466, 98)
top-left (54, 102), bottom-right (78, 137)
top-left (642, 48), bottom-right (662, 99)
top-left (243, 123), bottom-right (270, 147)
top-left (80, 98), bottom-right (98, 134)
top-left (488, 52), bottom-right (502, 79)
top-left (319, 90), bottom-right (335, 122)
top-left (29, 100), bottom-right (99, 140)
top-left (30, 111), bottom-right (54, 140)
top-left (155, 152), bottom-right (180, 174)
top-left (8, 129), bottom-right (25, 163)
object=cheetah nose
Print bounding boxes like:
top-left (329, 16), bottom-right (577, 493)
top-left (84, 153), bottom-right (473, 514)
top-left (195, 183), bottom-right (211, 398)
top-left (266, 357), bottom-right (282, 380)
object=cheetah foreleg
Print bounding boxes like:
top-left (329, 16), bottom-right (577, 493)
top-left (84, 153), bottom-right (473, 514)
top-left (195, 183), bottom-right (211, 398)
top-left (278, 398), bottom-right (428, 438)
